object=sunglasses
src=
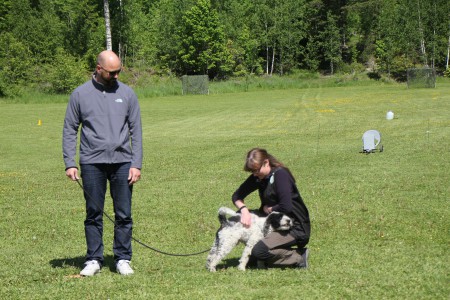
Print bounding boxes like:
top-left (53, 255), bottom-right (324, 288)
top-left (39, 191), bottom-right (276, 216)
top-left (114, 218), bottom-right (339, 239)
top-left (99, 65), bottom-right (121, 77)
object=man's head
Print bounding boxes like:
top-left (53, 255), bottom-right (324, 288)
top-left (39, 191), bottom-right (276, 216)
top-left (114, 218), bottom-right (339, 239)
top-left (95, 50), bottom-right (122, 87)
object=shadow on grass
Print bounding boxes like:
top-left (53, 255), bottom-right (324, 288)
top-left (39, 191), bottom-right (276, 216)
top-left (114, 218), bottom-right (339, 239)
top-left (50, 255), bottom-right (116, 272)
top-left (216, 257), bottom-right (300, 271)
top-left (214, 257), bottom-right (261, 271)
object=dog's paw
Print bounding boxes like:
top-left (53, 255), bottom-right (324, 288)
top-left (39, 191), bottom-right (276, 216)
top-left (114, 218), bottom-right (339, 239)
top-left (206, 265), bottom-right (217, 272)
top-left (237, 264), bottom-right (247, 271)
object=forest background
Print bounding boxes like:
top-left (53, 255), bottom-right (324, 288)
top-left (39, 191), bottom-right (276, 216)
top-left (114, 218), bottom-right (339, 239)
top-left (1, 0), bottom-right (449, 97)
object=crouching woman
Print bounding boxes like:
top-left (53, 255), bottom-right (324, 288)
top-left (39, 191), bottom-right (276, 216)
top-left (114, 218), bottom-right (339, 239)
top-left (232, 148), bottom-right (311, 268)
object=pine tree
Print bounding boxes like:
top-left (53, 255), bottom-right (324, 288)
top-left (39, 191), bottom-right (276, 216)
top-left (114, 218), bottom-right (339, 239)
top-left (178, 0), bottom-right (232, 77)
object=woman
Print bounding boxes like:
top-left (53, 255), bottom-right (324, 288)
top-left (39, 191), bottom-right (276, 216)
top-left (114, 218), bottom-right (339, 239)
top-left (232, 148), bottom-right (311, 268)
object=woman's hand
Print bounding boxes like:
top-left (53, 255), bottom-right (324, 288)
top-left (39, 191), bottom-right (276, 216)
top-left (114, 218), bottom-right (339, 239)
top-left (240, 208), bottom-right (252, 228)
top-left (263, 205), bottom-right (273, 215)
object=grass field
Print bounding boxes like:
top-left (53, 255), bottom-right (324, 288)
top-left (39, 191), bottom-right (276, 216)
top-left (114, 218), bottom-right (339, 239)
top-left (0, 78), bottom-right (448, 299)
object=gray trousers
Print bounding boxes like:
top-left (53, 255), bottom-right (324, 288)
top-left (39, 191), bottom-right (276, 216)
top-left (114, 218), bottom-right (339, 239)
top-left (251, 231), bottom-right (304, 267)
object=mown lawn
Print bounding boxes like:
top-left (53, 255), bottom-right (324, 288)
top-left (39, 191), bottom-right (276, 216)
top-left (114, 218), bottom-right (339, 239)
top-left (0, 79), bottom-right (448, 299)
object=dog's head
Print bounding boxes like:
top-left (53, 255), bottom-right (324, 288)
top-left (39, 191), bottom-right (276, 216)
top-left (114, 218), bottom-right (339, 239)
top-left (263, 212), bottom-right (293, 236)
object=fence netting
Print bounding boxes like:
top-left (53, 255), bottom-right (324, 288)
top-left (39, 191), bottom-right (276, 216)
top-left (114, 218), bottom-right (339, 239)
top-left (407, 68), bottom-right (436, 88)
top-left (182, 75), bottom-right (209, 95)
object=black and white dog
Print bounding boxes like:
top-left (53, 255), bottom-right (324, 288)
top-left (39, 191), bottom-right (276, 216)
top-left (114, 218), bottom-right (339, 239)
top-left (206, 207), bottom-right (293, 272)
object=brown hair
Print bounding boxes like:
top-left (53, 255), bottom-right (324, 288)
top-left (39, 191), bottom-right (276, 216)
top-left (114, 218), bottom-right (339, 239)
top-left (244, 148), bottom-right (295, 180)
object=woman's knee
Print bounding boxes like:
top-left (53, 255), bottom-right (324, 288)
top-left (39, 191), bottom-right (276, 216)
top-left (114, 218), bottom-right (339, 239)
top-left (251, 241), bottom-right (272, 260)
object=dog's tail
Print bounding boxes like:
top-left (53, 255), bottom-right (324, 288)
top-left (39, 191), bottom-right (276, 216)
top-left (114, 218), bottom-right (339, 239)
top-left (217, 207), bottom-right (238, 226)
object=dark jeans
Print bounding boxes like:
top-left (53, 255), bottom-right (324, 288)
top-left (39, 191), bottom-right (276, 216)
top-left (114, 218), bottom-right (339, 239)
top-left (80, 163), bottom-right (133, 265)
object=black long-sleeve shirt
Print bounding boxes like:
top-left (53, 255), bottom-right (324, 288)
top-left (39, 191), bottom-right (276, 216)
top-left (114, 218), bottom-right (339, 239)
top-left (232, 167), bottom-right (310, 243)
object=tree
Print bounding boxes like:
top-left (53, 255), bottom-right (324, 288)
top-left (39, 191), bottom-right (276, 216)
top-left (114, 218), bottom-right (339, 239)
top-left (42, 48), bottom-right (87, 94)
top-left (150, 0), bottom-right (190, 73)
top-left (447, 24), bottom-right (450, 69)
top-left (0, 0), bottom-right (11, 31)
top-left (250, 0), bottom-right (275, 75)
top-left (41, 0), bottom-right (104, 66)
top-left (103, 0), bottom-right (112, 50)
top-left (301, 0), bottom-right (324, 71)
top-left (116, 0), bottom-right (156, 67)
top-left (216, 0), bottom-right (261, 75)
top-left (273, 0), bottom-right (307, 75)
top-left (321, 11), bottom-right (342, 74)
top-left (7, 0), bottom-right (65, 64)
top-left (178, 0), bottom-right (232, 77)
top-left (375, 1), bottom-right (401, 76)
top-left (0, 32), bottom-right (33, 97)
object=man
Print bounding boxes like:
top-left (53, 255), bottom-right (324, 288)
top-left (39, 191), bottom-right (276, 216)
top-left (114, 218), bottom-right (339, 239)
top-left (63, 50), bottom-right (143, 276)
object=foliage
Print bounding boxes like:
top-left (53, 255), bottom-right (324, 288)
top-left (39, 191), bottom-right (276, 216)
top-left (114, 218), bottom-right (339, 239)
top-left (0, 0), bottom-right (11, 31)
top-left (39, 48), bottom-right (88, 94)
top-left (113, 0), bottom-right (156, 67)
top-left (1, 0), bottom-right (450, 96)
top-left (57, 0), bottom-right (105, 67)
top-left (0, 32), bottom-right (33, 97)
top-left (444, 68), bottom-right (450, 78)
top-left (177, 0), bottom-right (232, 78)
top-left (321, 11), bottom-right (342, 74)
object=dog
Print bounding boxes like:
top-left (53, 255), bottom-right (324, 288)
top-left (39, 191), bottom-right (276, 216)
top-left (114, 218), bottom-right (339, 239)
top-left (206, 207), bottom-right (293, 272)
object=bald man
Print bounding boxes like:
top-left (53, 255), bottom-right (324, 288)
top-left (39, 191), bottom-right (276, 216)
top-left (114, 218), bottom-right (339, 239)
top-left (63, 50), bottom-right (143, 276)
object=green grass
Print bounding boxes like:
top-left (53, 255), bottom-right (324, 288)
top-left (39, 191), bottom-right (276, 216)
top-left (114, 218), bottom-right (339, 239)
top-left (0, 78), bottom-right (449, 299)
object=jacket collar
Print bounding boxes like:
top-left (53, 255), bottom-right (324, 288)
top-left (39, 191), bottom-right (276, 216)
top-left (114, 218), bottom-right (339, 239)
top-left (92, 73), bottom-right (119, 92)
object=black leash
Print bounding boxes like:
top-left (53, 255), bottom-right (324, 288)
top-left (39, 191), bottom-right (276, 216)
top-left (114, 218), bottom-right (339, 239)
top-left (75, 179), bottom-right (210, 257)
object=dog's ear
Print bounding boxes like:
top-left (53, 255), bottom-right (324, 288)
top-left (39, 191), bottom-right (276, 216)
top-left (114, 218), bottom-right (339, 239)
top-left (263, 213), bottom-right (276, 236)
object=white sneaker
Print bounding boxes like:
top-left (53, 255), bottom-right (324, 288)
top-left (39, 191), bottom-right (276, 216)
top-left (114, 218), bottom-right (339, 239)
top-left (80, 260), bottom-right (101, 276)
top-left (116, 260), bottom-right (134, 275)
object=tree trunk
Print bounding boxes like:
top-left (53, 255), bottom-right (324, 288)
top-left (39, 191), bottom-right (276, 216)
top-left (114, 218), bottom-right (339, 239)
top-left (270, 46), bottom-right (275, 76)
top-left (446, 25), bottom-right (450, 69)
top-left (265, 22), bottom-right (269, 75)
top-left (119, 0), bottom-right (123, 59)
top-left (280, 48), bottom-right (283, 76)
top-left (104, 0), bottom-right (112, 51)
top-left (417, 0), bottom-right (428, 66)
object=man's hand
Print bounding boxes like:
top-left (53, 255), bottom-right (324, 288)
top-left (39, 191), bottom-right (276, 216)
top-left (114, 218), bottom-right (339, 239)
top-left (128, 167), bottom-right (141, 185)
top-left (66, 167), bottom-right (80, 181)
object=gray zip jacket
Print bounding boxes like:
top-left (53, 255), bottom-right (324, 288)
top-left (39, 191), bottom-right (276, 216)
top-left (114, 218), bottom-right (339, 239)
top-left (63, 77), bottom-right (143, 169)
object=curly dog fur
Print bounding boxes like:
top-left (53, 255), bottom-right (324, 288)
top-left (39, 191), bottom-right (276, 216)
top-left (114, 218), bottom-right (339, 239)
top-left (206, 207), bottom-right (293, 272)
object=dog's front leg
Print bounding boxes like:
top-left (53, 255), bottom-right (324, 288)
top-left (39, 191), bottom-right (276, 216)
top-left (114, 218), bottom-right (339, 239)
top-left (238, 243), bottom-right (256, 271)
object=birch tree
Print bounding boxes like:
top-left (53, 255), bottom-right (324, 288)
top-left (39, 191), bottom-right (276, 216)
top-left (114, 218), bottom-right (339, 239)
top-left (416, 0), bottom-right (428, 66)
top-left (447, 28), bottom-right (450, 69)
top-left (104, 0), bottom-right (112, 50)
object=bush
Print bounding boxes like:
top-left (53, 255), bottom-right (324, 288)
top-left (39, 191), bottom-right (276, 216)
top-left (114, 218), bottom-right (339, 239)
top-left (389, 55), bottom-right (415, 82)
top-left (0, 33), bottom-right (33, 97)
top-left (336, 62), bottom-right (366, 74)
top-left (443, 68), bottom-right (450, 78)
top-left (39, 48), bottom-right (88, 94)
